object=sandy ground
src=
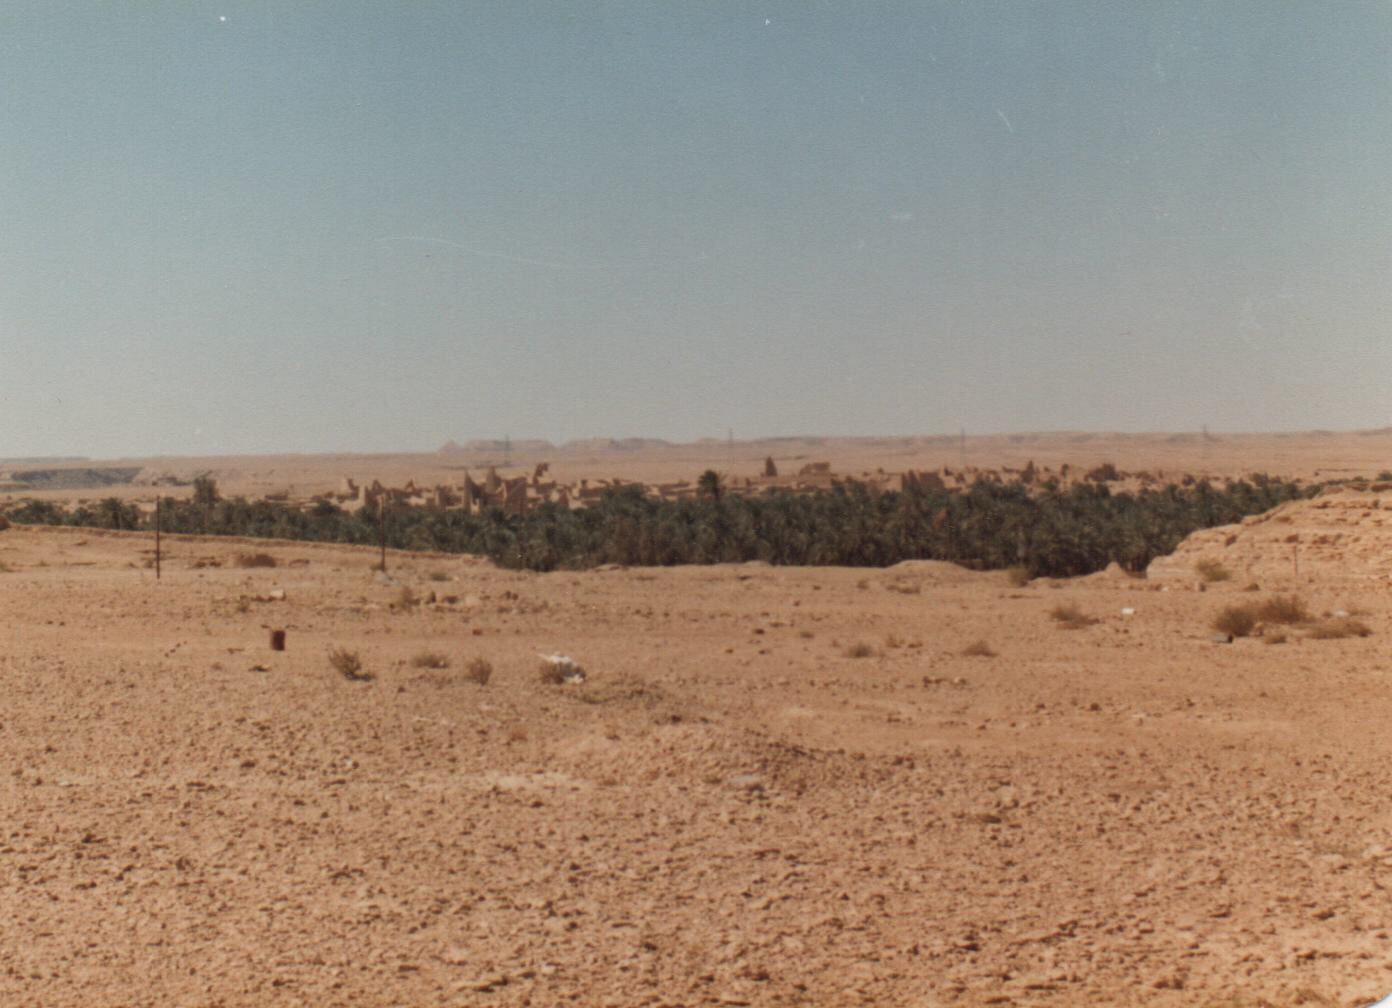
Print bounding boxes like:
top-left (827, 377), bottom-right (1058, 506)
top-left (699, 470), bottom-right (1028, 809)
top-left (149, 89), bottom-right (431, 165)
top-left (2, 499), bottom-right (1392, 1006)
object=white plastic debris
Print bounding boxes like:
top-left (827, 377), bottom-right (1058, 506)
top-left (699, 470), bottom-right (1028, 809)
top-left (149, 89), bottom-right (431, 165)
top-left (1120, 607), bottom-right (1136, 616)
top-left (538, 653), bottom-right (586, 683)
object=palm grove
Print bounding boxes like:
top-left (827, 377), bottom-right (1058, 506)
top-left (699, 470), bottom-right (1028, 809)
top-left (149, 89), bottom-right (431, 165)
top-left (2, 472), bottom-right (1312, 578)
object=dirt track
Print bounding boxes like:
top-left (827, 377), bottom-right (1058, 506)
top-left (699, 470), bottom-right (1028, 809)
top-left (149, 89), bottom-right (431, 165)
top-left (1, 521), bottom-right (1390, 1006)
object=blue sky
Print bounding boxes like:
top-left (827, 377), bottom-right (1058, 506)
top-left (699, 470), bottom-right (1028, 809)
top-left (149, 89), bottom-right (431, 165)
top-left (2, 2), bottom-right (1390, 456)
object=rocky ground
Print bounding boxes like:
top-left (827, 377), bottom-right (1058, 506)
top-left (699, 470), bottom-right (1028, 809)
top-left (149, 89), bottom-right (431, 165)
top-left (1, 516), bottom-right (1391, 1006)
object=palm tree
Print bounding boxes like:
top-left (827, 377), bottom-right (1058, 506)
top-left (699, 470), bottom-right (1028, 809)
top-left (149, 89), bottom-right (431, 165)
top-left (697, 469), bottom-right (725, 502)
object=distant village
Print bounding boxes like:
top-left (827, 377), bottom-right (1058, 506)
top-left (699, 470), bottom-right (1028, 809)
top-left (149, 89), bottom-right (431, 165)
top-left (291, 458), bottom-right (1176, 517)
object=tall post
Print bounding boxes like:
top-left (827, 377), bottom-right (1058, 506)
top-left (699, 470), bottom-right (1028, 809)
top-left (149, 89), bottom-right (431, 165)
top-left (154, 495), bottom-right (162, 580)
top-left (378, 496), bottom-right (387, 573)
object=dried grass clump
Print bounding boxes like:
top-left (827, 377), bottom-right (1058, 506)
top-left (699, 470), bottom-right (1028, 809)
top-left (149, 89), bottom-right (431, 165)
top-left (961, 639), bottom-right (996, 657)
top-left (237, 552), bottom-right (278, 568)
top-left (411, 651), bottom-right (450, 670)
top-left (329, 647), bottom-right (372, 682)
top-left (1005, 566), bottom-right (1031, 587)
top-left (465, 658), bottom-right (493, 685)
top-left (1195, 558), bottom-right (1231, 583)
top-left (538, 661), bottom-right (566, 684)
top-left (1212, 605), bottom-right (1258, 638)
top-left (1264, 630), bottom-right (1288, 645)
top-left (1305, 617), bottom-right (1373, 640)
top-left (428, 570), bottom-right (451, 582)
top-left (1049, 603), bottom-right (1099, 630)
top-left (396, 585), bottom-right (419, 608)
top-left (1255, 594), bottom-right (1310, 625)
top-left (844, 641), bottom-right (878, 658)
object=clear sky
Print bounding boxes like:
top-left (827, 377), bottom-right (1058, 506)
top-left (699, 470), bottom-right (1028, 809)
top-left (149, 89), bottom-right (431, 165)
top-left (3, 2), bottom-right (1390, 457)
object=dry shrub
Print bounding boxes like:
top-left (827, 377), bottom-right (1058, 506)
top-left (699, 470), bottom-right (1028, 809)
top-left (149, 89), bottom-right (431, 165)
top-left (1050, 603), bottom-right (1098, 629)
top-left (1305, 617), bottom-right (1372, 640)
top-left (538, 661), bottom-right (567, 684)
top-left (1242, 582), bottom-right (1260, 592)
top-left (329, 647), bottom-right (372, 681)
top-left (1195, 558), bottom-right (1231, 583)
top-left (465, 658), bottom-right (493, 685)
top-left (1006, 566), bottom-right (1031, 587)
top-left (237, 552), bottom-right (277, 568)
top-left (411, 651), bottom-right (449, 670)
top-left (1213, 604), bottom-right (1258, 638)
top-left (1213, 594), bottom-right (1312, 639)
top-left (887, 580), bottom-right (921, 594)
top-left (844, 641), bottom-right (877, 658)
top-left (961, 639), bottom-right (996, 657)
top-left (397, 585), bottom-right (419, 608)
top-left (1255, 594), bottom-right (1310, 625)
top-left (1264, 630), bottom-right (1288, 645)
top-left (428, 570), bottom-right (450, 582)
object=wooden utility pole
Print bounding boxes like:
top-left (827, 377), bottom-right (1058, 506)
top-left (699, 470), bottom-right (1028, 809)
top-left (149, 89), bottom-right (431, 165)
top-left (154, 496), bottom-right (162, 580)
top-left (378, 497), bottom-right (387, 573)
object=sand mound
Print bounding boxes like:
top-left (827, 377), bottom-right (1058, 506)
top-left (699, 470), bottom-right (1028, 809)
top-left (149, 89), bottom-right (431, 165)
top-left (882, 558), bottom-right (983, 584)
top-left (1148, 483), bottom-right (1392, 586)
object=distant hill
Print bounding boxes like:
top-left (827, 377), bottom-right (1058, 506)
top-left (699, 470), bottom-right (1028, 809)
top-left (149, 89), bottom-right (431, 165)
top-left (438, 439), bottom-right (554, 454)
top-left (0, 456), bottom-right (88, 465)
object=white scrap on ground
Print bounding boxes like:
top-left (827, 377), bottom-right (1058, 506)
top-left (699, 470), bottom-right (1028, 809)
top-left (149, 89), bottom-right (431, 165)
top-left (538, 653), bottom-right (586, 683)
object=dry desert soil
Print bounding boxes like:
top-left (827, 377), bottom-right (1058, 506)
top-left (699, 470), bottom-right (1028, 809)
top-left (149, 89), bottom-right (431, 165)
top-left (4, 451), bottom-right (1392, 1005)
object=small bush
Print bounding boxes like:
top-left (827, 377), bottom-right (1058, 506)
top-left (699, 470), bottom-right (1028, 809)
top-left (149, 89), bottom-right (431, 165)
top-left (1255, 594), bottom-right (1310, 625)
top-left (1305, 617), bottom-right (1372, 640)
top-left (428, 570), bottom-right (450, 582)
top-left (237, 553), bottom-right (277, 568)
top-left (1050, 603), bottom-right (1099, 629)
top-left (465, 658), bottom-right (492, 685)
top-left (844, 641), bottom-right (877, 658)
top-left (962, 639), bottom-right (996, 657)
top-left (538, 661), bottom-right (566, 684)
top-left (1213, 604), bottom-right (1258, 638)
top-left (1006, 566), bottom-right (1031, 587)
top-left (1264, 630), bottom-right (1287, 645)
top-left (329, 647), bottom-right (372, 681)
top-left (411, 651), bottom-right (450, 669)
top-left (1195, 559), bottom-right (1231, 583)
top-left (397, 585), bottom-right (419, 608)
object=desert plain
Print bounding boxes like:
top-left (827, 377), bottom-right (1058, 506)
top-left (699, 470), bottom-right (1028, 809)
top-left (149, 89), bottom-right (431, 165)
top-left (4, 433), bottom-right (1392, 1006)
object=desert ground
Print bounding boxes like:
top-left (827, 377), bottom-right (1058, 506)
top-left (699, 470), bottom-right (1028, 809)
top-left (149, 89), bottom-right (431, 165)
top-left (3, 437), bottom-right (1392, 1005)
